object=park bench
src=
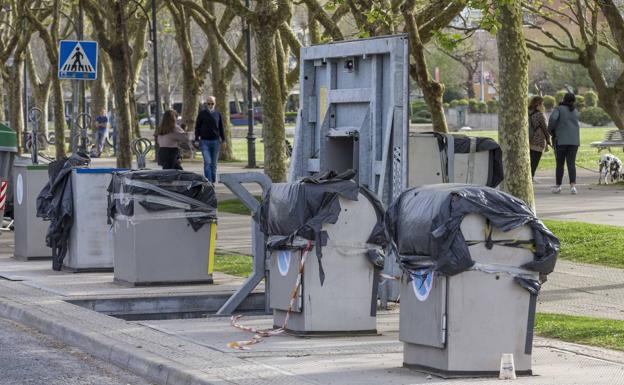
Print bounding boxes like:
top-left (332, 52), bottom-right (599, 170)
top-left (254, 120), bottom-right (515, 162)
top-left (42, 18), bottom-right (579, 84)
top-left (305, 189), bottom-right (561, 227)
top-left (590, 130), bottom-right (624, 152)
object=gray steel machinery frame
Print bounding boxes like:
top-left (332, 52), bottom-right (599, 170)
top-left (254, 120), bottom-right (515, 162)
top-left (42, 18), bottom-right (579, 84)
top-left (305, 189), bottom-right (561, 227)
top-left (216, 172), bottom-right (272, 315)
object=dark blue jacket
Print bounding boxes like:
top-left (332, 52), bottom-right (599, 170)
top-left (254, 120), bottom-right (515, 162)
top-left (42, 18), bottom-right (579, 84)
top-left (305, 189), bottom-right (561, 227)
top-left (194, 109), bottom-right (225, 142)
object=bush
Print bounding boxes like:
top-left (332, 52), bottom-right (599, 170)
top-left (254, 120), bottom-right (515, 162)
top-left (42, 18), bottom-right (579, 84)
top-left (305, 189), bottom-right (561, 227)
top-left (487, 99), bottom-right (499, 113)
top-left (556, 90), bottom-right (567, 103)
top-left (285, 111), bottom-right (297, 123)
top-left (457, 99), bottom-right (469, 106)
top-left (476, 101), bottom-right (488, 113)
top-left (412, 117), bottom-right (432, 124)
top-left (575, 95), bottom-right (585, 110)
top-left (468, 98), bottom-right (479, 113)
top-left (543, 95), bottom-right (556, 111)
top-left (443, 87), bottom-right (465, 103)
top-left (411, 100), bottom-right (428, 115)
top-left (579, 107), bottom-right (612, 126)
top-left (415, 110), bottom-right (432, 119)
top-left (584, 91), bottom-right (598, 108)
top-left (449, 100), bottom-right (459, 108)
top-left (443, 102), bottom-right (450, 110)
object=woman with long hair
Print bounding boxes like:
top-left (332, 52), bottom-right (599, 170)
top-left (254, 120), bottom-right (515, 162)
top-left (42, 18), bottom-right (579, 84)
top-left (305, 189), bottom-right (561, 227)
top-left (156, 110), bottom-right (191, 170)
top-left (528, 96), bottom-right (551, 178)
top-left (548, 93), bottom-right (580, 194)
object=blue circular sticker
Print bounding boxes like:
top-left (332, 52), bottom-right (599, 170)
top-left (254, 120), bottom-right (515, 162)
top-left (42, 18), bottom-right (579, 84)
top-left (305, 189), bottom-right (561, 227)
top-left (411, 270), bottom-right (434, 302)
top-left (277, 250), bottom-right (292, 276)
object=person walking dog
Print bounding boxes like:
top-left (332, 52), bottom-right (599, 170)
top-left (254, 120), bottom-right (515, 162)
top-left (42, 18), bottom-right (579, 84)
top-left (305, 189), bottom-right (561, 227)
top-left (548, 93), bottom-right (580, 194)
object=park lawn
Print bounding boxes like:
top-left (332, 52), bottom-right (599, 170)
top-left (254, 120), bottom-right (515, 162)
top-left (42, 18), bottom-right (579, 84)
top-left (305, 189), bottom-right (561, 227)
top-left (217, 196), bottom-right (262, 216)
top-left (230, 138), bottom-right (264, 162)
top-left (543, 219), bottom-right (624, 269)
top-left (535, 313), bottom-right (624, 351)
top-left (465, 127), bottom-right (623, 172)
top-left (214, 253), bottom-right (253, 277)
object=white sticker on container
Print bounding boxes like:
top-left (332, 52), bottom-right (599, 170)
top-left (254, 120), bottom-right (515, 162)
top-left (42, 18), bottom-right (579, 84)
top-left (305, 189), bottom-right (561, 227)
top-left (411, 270), bottom-right (434, 302)
top-left (277, 250), bottom-right (291, 276)
top-left (16, 174), bottom-right (23, 206)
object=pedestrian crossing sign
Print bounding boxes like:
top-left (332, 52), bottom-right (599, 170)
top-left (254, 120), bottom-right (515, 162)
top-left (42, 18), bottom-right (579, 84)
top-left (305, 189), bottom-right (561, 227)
top-left (58, 40), bottom-right (98, 80)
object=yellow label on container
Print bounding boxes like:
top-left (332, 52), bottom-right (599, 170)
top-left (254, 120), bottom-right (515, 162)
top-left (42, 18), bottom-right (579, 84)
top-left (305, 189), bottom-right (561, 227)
top-left (208, 222), bottom-right (217, 275)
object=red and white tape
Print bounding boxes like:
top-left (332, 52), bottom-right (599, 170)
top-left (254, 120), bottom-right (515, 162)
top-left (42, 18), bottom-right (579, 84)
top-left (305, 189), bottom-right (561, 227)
top-left (0, 180), bottom-right (8, 211)
top-left (227, 240), bottom-right (313, 350)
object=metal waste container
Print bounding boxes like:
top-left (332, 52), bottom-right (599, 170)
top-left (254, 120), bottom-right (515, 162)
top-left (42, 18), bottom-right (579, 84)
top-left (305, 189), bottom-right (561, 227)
top-left (13, 161), bottom-right (51, 260)
top-left (408, 133), bottom-right (503, 188)
top-left (0, 122), bottom-right (17, 181)
top-left (387, 184), bottom-right (558, 377)
top-left (65, 168), bottom-right (125, 272)
top-left (108, 170), bottom-right (217, 286)
top-left (258, 172), bottom-right (387, 335)
top-left (0, 123), bottom-right (17, 222)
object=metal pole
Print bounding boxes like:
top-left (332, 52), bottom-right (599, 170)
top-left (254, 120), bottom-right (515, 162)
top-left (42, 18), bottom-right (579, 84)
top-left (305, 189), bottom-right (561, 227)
top-left (23, 59), bottom-right (28, 150)
top-left (79, 0), bottom-right (87, 152)
top-left (245, 0), bottom-right (256, 168)
top-left (151, 0), bottom-right (160, 129)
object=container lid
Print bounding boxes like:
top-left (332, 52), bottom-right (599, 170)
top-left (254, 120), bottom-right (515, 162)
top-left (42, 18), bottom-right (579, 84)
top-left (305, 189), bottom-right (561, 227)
top-left (74, 168), bottom-right (127, 174)
top-left (0, 123), bottom-right (18, 152)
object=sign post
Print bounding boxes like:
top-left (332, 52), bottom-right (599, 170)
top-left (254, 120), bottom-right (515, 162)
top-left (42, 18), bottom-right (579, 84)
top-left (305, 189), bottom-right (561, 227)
top-left (58, 40), bottom-right (98, 153)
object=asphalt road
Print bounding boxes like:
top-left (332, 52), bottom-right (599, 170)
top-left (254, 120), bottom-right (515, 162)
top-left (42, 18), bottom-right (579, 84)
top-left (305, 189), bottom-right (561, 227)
top-left (0, 317), bottom-right (153, 385)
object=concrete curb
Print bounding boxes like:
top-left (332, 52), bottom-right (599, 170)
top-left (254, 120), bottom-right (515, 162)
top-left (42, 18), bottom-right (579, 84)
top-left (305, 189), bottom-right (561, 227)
top-left (0, 298), bottom-right (220, 385)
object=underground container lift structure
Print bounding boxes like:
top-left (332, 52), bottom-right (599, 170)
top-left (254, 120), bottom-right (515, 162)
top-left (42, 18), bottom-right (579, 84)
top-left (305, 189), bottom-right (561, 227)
top-left (289, 35), bottom-right (506, 305)
top-left (108, 169), bottom-right (218, 286)
top-left (386, 184), bottom-right (559, 377)
top-left (256, 170), bottom-right (387, 335)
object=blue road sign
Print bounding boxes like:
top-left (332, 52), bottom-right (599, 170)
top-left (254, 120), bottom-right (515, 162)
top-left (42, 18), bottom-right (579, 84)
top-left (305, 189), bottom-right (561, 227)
top-left (58, 40), bottom-right (98, 80)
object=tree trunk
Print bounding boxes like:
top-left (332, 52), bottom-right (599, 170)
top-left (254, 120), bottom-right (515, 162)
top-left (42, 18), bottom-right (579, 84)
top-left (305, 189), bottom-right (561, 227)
top-left (8, 59), bottom-right (24, 154)
top-left (110, 56), bottom-right (132, 168)
top-left (180, 74), bottom-right (201, 130)
top-left (107, 3), bottom-right (134, 169)
top-left (403, 4), bottom-right (448, 133)
top-left (215, 80), bottom-right (234, 160)
top-left (0, 75), bottom-right (6, 122)
top-left (255, 30), bottom-right (287, 181)
top-left (465, 71), bottom-right (476, 99)
top-left (90, 57), bottom-right (108, 127)
top-left (31, 83), bottom-right (51, 150)
top-left (50, 76), bottom-right (66, 158)
top-left (496, 1), bottom-right (534, 210)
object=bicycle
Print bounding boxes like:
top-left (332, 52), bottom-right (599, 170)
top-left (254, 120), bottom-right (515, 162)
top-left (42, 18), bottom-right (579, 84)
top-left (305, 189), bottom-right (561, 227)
top-left (23, 132), bottom-right (55, 152)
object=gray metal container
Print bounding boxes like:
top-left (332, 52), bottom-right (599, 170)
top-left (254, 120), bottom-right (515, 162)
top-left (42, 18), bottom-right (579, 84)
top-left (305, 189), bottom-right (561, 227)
top-left (400, 214), bottom-right (537, 376)
top-left (65, 168), bottom-right (122, 272)
top-left (408, 133), bottom-right (492, 187)
top-left (13, 163), bottom-right (51, 260)
top-left (270, 194), bottom-right (379, 335)
top-left (112, 198), bottom-right (215, 286)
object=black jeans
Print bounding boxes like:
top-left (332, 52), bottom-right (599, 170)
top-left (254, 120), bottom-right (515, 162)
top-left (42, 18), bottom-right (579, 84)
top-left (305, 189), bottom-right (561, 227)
top-left (158, 147), bottom-right (183, 170)
top-left (530, 150), bottom-right (542, 177)
top-left (555, 145), bottom-right (579, 185)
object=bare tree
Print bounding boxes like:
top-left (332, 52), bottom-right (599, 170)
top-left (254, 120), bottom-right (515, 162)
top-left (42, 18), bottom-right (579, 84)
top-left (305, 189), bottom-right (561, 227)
top-left (497, 0), bottom-right (533, 208)
top-left (23, 0), bottom-right (69, 157)
top-left (25, 34), bottom-right (52, 148)
top-left (524, 0), bottom-right (624, 130)
top-left (84, 0), bottom-right (149, 168)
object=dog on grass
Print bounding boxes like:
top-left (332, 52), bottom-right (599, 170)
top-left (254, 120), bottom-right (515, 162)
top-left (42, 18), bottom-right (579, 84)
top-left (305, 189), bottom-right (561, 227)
top-left (598, 153), bottom-right (623, 184)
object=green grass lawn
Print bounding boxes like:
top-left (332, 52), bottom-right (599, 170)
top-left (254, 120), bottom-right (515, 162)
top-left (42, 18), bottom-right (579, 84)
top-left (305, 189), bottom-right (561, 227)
top-left (543, 219), bottom-right (624, 269)
top-left (535, 313), bottom-right (624, 351)
top-left (465, 127), bottom-right (623, 171)
top-left (217, 196), bottom-right (262, 215)
top-left (214, 253), bottom-right (253, 276)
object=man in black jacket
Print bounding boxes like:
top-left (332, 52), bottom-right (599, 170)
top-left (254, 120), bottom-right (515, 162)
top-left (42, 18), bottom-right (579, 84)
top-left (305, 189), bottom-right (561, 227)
top-left (194, 96), bottom-right (226, 182)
